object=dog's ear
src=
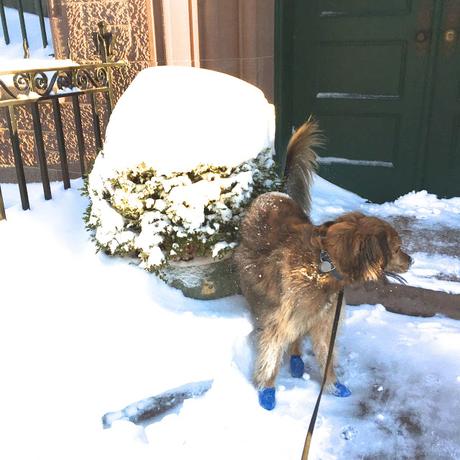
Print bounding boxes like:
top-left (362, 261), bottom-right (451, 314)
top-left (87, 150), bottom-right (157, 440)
top-left (324, 222), bottom-right (361, 280)
top-left (325, 222), bottom-right (389, 282)
top-left (356, 231), bottom-right (390, 281)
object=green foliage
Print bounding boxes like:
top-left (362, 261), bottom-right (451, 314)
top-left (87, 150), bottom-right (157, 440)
top-left (85, 148), bottom-right (281, 270)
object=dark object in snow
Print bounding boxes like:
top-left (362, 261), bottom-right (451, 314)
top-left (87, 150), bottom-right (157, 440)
top-left (258, 387), bottom-right (276, 411)
top-left (341, 425), bottom-right (357, 441)
top-left (290, 355), bottom-right (305, 378)
top-left (332, 381), bottom-right (352, 398)
top-left (384, 271), bottom-right (408, 284)
top-left (101, 380), bottom-right (213, 429)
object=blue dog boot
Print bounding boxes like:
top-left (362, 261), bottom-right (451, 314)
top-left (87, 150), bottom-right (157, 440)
top-left (332, 381), bottom-right (352, 397)
top-left (290, 355), bottom-right (305, 378)
top-left (258, 387), bottom-right (276, 410)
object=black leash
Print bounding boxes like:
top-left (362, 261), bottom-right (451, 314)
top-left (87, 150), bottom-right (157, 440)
top-left (301, 289), bottom-right (345, 460)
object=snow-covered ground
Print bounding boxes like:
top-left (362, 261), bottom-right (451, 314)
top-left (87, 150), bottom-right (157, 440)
top-left (1, 178), bottom-right (459, 460)
top-left (1, 13), bottom-right (460, 459)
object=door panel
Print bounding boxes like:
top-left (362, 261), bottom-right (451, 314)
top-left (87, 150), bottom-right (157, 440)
top-left (319, 113), bottom-right (399, 163)
top-left (316, 41), bottom-right (406, 96)
top-left (286, 0), bottom-right (432, 202)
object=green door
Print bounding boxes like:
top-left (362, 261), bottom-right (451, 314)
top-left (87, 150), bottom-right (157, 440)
top-left (422, 1), bottom-right (460, 197)
top-left (276, 0), bottom-right (460, 202)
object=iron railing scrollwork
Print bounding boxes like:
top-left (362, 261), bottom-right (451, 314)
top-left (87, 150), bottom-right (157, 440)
top-left (0, 63), bottom-right (121, 107)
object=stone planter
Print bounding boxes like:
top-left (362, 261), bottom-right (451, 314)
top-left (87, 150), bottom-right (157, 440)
top-left (159, 255), bottom-right (240, 300)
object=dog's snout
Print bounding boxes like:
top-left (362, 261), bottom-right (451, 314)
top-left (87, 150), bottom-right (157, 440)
top-left (408, 255), bottom-right (413, 266)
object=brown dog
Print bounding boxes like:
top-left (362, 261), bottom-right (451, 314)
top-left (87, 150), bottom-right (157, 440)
top-left (234, 119), bottom-right (412, 410)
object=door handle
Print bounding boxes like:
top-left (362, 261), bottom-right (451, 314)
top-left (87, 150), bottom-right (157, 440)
top-left (444, 29), bottom-right (457, 43)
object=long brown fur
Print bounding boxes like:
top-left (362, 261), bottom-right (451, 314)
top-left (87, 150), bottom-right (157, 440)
top-left (284, 117), bottom-right (323, 216)
top-left (234, 119), bottom-right (412, 393)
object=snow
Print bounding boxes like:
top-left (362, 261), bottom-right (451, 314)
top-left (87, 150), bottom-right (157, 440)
top-left (318, 156), bottom-right (393, 168)
top-left (101, 66), bottom-right (275, 176)
top-left (0, 180), bottom-right (250, 459)
top-left (366, 190), bottom-right (460, 228)
top-left (316, 92), bottom-right (399, 100)
top-left (309, 175), bottom-right (460, 227)
top-left (1, 178), bottom-right (460, 460)
top-left (402, 252), bottom-right (460, 293)
top-left (0, 57), bottom-right (75, 72)
top-left (0, 7), bottom-right (54, 62)
top-left (212, 241), bottom-right (237, 258)
top-left (86, 67), bottom-right (277, 268)
top-left (87, 148), bottom-right (276, 268)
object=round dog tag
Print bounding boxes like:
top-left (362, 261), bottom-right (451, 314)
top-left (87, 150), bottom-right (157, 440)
top-left (320, 261), bottom-right (333, 273)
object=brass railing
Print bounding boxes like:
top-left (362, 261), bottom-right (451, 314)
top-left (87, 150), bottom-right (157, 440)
top-left (0, 62), bottom-right (121, 109)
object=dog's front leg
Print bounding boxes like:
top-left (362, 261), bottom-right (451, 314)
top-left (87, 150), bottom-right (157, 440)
top-left (309, 307), bottom-right (351, 398)
top-left (309, 322), bottom-right (338, 387)
top-left (289, 337), bottom-right (306, 378)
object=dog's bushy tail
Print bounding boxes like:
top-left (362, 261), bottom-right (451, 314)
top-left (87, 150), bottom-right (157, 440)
top-left (284, 118), bottom-right (323, 216)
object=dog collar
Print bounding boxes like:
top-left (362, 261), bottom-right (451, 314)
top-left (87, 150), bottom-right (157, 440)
top-left (319, 250), bottom-right (343, 280)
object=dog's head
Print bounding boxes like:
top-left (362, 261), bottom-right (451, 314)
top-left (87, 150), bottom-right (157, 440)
top-left (318, 212), bottom-right (412, 283)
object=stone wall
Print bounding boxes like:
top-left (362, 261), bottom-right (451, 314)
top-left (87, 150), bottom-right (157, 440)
top-left (49, 0), bottom-right (274, 102)
top-left (49, 0), bottom-right (156, 103)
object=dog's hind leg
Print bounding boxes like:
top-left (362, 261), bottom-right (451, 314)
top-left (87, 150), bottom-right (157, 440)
top-left (253, 328), bottom-right (286, 410)
top-left (254, 328), bottom-right (285, 388)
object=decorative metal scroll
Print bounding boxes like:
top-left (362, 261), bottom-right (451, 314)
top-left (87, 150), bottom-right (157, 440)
top-left (0, 64), bottom-right (117, 103)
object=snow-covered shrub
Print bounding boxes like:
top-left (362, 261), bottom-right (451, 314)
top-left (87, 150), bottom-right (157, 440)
top-left (84, 66), bottom-right (279, 273)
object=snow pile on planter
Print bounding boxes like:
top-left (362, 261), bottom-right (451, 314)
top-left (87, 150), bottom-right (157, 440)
top-left (85, 66), bottom-right (279, 273)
